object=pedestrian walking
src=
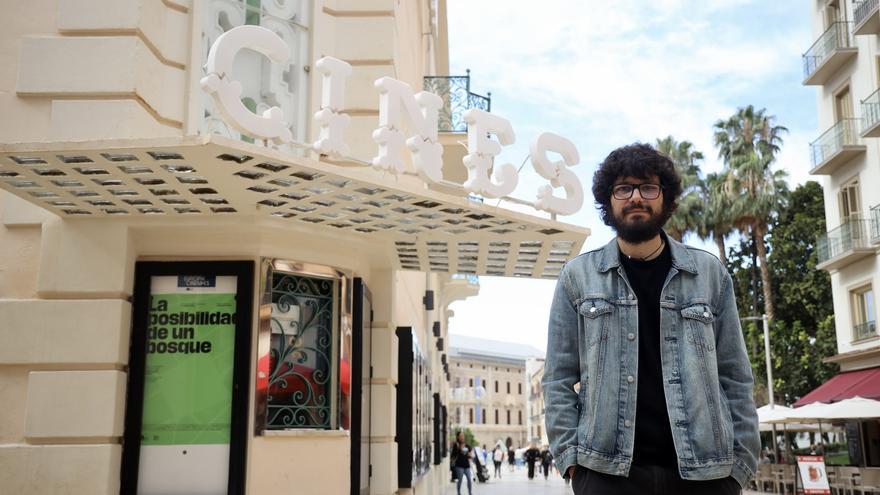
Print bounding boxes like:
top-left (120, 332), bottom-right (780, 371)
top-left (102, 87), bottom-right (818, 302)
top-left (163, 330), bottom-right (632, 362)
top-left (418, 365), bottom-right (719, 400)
top-left (450, 431), bottom-right (473, 495)
top-left (540, 445), bottom-right (553, 480)
top-left (542, 143), bottom-right (760, 495)
top-left (525, 443), bottom-right (541, 479)
top-left (492, 446), bottom-right (504, 478)
top-left (507, 446), bottom-right (515, 472)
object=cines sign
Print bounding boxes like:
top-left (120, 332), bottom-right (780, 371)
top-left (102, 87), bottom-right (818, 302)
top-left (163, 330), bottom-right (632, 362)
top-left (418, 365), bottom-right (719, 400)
top-left (201, 25), bottom-right (583, 215)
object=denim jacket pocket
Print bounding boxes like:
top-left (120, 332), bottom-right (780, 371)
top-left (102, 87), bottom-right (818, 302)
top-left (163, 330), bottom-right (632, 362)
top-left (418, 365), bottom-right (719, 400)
top-left (578, 299), bottom-right (612, 348)
top-left (681, 304), bottom-right (716, 352)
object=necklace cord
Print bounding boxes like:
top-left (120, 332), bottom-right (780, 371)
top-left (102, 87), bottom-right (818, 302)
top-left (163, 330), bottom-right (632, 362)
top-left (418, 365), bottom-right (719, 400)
top-left (626, 239), bottom-right (665, 261)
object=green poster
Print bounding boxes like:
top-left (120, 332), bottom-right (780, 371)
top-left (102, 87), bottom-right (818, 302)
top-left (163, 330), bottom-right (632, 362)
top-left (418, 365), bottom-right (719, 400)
top-left (141, 292), bottom-right (236, 445)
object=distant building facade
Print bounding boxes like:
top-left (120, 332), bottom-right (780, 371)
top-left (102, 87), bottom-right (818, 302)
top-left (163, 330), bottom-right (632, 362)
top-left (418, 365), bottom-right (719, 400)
top-left (528, 358), bottom-right (548, 447)
top-left (448, 335), bottom-right (543, 449)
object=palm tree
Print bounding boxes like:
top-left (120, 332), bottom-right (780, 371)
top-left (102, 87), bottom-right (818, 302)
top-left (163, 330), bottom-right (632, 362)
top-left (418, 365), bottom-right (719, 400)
top-left (713, 106), bottom-right (788, 321)
top-left (697, 172), bottom-right (735, 267)
top-left (656, 136), bottom-right (704, 242)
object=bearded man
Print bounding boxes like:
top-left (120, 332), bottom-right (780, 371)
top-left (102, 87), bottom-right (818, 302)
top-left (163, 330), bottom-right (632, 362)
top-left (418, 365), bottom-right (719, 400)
top-left (542, 143), bottom-right (759, 495)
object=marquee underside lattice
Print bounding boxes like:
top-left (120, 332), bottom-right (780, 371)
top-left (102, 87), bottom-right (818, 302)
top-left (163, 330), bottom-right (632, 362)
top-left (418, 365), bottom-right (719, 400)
top-left (0, 136), bottom-right (589, 278)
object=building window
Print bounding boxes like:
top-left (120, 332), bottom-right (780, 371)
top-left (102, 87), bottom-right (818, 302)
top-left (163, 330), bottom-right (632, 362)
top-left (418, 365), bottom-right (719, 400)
top-left (201, 0), bottom-right (311, 144)
top-left (469, 378), bottom-right (473, 387)
top-left (518, 410), bottom-right (522, 425)
top-left (263, 263), bottom-right (346, 430)
top-left (507, 382), bottom-right (510, 394)
top-left (495, 380), bottom-right (498, 393)
top-left (839, 179), bottom-right (861, 222)
top-left (469, 408), bottom-right (474, 424)
top-left (518, 383), bottom-right (522, 395)
top-left (834, 85), bottom-right (853, 121)
top-left (507, 410), bottom-right (511, 425)
top-left (495, 409), bottom-right (499, 424)
top-left (482, 410), bottom-right (486, 424)
top-left (852, 285), bottom-right (877, 341)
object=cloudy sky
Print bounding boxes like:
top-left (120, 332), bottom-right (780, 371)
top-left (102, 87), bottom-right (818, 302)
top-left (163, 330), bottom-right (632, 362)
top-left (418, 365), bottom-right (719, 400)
top-left (445, 0), bottom-right (819, 352)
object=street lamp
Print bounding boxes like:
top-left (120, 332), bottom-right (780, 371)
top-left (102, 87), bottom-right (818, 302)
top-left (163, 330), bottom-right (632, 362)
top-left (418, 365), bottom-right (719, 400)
top-left (742, 314), bottom-right (777, 461)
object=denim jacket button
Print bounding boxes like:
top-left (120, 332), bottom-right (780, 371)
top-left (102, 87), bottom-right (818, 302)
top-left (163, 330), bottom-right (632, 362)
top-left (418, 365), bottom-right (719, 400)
top-left (702, 311), bottom-right (710, 318)
top-left (590, 307), bottom-right (597, 313)
top-left (627, 375), bottom-right (634, 383)
top-left (627, 332), bottom-right (635, 341)
top-left (618, 463), bottom-right (626, 470)
top-left (628, 294), bottom-right (635, 300)
top-left (624, 420), bottom-right (632, 427)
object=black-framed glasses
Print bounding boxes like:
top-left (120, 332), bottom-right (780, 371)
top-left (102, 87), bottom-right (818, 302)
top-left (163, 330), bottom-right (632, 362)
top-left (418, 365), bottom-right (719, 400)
top-left (612, 183), bottom-right (662, 200)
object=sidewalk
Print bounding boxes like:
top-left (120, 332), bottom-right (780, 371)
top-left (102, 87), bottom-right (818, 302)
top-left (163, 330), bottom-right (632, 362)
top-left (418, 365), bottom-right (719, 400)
top-left (444, 462), bottom-right (764, 495)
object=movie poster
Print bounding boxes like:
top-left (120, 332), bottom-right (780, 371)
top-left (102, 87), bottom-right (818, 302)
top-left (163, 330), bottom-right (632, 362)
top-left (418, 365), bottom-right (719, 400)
top-left (137, 275), bottom-right (238, 495)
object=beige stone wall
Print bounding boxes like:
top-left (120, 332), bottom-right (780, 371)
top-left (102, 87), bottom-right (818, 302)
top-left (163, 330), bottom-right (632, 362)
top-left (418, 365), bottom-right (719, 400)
top-left (0, 0), bottom-right (454, 493)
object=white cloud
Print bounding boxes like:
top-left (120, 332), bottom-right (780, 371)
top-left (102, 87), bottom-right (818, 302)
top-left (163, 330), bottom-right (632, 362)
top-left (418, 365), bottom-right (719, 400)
top-left (443, 0), bottom-right (816, 349)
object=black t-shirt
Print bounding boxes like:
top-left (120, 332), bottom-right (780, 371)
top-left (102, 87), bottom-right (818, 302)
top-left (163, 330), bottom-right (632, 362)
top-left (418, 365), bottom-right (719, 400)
top-left (619, 241), bottom-right (678, 470)
top-left (452, 443), bottom-right (472, 468)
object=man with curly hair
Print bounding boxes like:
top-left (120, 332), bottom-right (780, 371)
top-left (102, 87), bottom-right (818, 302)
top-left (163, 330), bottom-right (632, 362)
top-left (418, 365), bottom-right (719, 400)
top-left (542, 143), bottom-right (759, 495)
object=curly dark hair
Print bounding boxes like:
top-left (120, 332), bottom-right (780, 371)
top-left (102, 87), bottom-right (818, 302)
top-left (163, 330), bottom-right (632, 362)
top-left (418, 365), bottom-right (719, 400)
top-left (592, 143), bottom-right (682, 227)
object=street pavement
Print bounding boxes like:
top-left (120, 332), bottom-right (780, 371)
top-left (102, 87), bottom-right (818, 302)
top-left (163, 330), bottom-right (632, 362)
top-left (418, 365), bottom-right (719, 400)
top-left (444, 462), bottom-right (765, 495)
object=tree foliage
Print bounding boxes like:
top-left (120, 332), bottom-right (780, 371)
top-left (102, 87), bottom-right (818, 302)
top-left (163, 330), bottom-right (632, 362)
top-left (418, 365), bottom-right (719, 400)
top-left (725, 181), bottom-right (837, 405)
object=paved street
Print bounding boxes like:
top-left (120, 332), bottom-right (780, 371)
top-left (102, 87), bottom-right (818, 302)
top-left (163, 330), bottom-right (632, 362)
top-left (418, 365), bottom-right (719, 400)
top-left (444, 462), bottom-right (764, 495)
top-left (444, 463), bottom-right (571, 495)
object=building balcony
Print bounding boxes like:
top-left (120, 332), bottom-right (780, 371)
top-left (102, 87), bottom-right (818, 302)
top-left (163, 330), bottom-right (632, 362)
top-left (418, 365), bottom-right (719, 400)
top-left (803, 22), bottom-right (857, 86)
top-left (423, 71), bottom-right (491, 133)
top-left (854, 320), bottom-right (878, 341)
top-left (862, 88), bottom-right (880, 137)
top-left (816, 217), bottom-right (876, 271)
top-left (809, 119), bottom-right (866, 174)
top-left (444, 274), bottom-right (480, 305)
top-left (854, 0), bottom-right (880, 36)
top-left (871, 205), bottom-right (880, 244)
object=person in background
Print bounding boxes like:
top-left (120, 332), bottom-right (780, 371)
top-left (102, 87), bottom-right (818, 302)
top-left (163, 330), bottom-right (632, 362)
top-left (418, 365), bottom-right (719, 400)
top-left (541, 445), bottom-right (554, 480)
top-left (450, 431), bottom-right (473, 495)
top-left (492, 446), bottom-right (504, 478)
top-left (525, 443), bottom-right (541, 480)
top-left (508, 446), bottom-right (516, 472)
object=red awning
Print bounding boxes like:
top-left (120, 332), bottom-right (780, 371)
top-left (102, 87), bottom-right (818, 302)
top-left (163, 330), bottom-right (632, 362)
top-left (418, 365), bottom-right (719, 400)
top-left (794, 367), bottom-right (880, 407)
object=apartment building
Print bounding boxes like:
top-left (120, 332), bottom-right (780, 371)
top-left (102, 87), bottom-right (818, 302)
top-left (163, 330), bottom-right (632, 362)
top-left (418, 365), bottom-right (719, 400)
top-left (527, 358), bottom-right (548, 448)
top-left (802, 0), bottom-right (880, 466)
top-left (0, 1), bottom-right (590, 493)
top-left (448, 335), bottom-right (543, 450)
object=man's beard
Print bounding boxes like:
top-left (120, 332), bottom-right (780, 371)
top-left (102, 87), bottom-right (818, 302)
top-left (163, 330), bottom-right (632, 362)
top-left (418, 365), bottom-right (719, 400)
top-left (609, 204), bottom-right (666, 243)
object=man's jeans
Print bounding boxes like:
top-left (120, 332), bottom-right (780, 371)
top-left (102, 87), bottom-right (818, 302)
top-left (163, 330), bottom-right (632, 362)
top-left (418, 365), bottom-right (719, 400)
top-left (453, 466), bottom-right (472, 495)
top-left (570, 465), bottom-right (741, 495)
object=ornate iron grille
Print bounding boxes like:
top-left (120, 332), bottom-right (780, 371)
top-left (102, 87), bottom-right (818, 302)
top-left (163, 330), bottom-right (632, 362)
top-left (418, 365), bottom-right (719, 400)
top-left (423, 70), bottom-right (491, 132)
top-left (267, 272), bottom-right (336, 428)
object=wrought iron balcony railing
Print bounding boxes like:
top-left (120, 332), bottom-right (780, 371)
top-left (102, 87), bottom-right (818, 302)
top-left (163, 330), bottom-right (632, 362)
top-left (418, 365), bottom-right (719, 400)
top-left (854, 320), bottom-right (877, 341)
top-left (424, 70), bottom-right (491, 132)
top-left (810, 118), bottom-right (861, 168)
top-left (803, 22), bottom-right (854, 80)
top-left (871, 204), bottom-right (880, 242)
top-left (816, 216), bottom-right (873, 264)
top-left (862, 87), bottom-right (880, 133)
top-left (855, 0), bottom-right (879, 29)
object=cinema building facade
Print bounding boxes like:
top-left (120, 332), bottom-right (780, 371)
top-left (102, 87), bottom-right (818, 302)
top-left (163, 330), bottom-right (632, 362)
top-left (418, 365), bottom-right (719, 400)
top-left (0, 0), bottom-right (588, 493)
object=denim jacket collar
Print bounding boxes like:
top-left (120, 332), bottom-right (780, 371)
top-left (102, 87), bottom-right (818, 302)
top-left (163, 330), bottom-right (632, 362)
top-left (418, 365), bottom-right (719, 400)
top-left (596, 231), bottom-right (699, 275)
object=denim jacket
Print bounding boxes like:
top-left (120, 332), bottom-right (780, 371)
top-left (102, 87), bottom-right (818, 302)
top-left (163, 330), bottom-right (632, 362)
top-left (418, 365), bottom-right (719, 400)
top-left (542, 235), bottom-right (760, 488)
